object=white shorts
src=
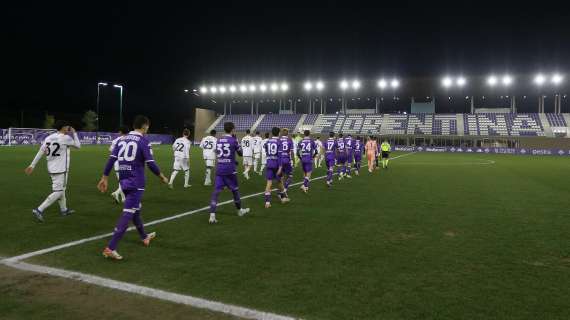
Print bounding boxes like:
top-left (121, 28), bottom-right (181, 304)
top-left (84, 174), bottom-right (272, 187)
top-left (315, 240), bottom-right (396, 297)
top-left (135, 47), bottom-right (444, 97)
top-left (173, 157), bottom-right (189, 171)
top-left (50, 173), bottom-right (68, 192)
top-left (204, 158), bottom-right (215, 168)
top-left (243, 156), bottom-right (253, 166)
top-left (253, 152), bottom-right (261, 160)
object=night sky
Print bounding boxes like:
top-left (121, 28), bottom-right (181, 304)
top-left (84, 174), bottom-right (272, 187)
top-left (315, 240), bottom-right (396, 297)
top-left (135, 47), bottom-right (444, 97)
top-left (2, 1), bottom-right (569, 131)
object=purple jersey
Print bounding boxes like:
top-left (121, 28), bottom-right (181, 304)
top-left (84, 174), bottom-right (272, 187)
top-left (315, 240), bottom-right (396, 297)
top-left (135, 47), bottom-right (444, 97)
top-left (215, 134), bottom-right (242, 175)
top-left (104, 131), bottom-right (161, 191)
top-left (279, 136), bottom-right (293, 164)
top-left (354, 139), bottom-right (362, 155)
top-left (264, 137), bottom-right (281, 169)
top-left (344, 137), bottom-right (354, 154)
top-left (325, 138), bottom-right (337, 160)
top-left (297, 138), bottom-right (316, 163)
top-left (337, 138), bottom-right (346, 153)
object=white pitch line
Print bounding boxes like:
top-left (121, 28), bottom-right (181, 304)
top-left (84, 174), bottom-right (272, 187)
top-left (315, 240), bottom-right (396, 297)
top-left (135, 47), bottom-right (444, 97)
top-left (3, 152), bottom-right (416, 263)
top-left (0, 259), bottom-right (298, 320)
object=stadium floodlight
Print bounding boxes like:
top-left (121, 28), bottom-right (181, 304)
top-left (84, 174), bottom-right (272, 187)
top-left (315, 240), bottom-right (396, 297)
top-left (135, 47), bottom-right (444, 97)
top-left (280, 82), bottom-right (289, 92)
top-left (534, 73), bottom-right (546, 86)
top-left (352, 80), bottom-right (361, 90)
top-left (502, 75), bottom-right (513, 86)
top-left (378, 79), bottom-right (387, 89)
top-left (239, 84), bottom-right (247, 93)
top-left (316, 81), bottom-right (324, 91)
top-left (487, 75), bottom-right (498, 86)
top-left (248, 84), bottom-right (256, 93)
top-left (340, 80), bottom-right (349, 90)
top-left (456, 76), bottom-right (466, 87)
top-left (304, 81), bottom-right (313, 91)
top-left (270, 83), bottom-right (279, 92)
top-left (390, 79), bottom-right (400, 89)
top-left (442, 76), bottom-right (453, 88)
top-left (184, 89), bottom-right (189, 93)
top-left (210, 86), bottom-right (218, 94)
top-left (229, 85), bottom-right (237, 93)
top-left (98, 82), bottom-right (108, 86)
top-left (199, 86), bottom-right (208, 94)
top-left (113, 84), bottom-right (123, 89)
top-left (552, 73), bottom-right (564, 85)
top-left (259, 84), bottom-right (267, 92)
top-left (219, 86), bottom-right (226, 94)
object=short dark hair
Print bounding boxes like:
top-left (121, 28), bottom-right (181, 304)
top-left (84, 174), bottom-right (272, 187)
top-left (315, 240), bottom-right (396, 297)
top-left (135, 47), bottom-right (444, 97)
top-left (210, 129), bottom-right (217, 136)
top-left (264, 132), bottom-right (270, 138)
top-left (183, 128), bottom-right (190, 137)
top-left (224, 122), bottom-right (235, 134)
top-left (338, 133), bottom-right (343, 138)
top-left (54, 120), bottom-right (69, 131)
top-left (118, 125), bottom-right (130, 134)
top-left (281, 128), bottom-right (289, 136)
top-left (246, 129), bottom-right (251, 134)
top-left (271, 127), bottom-right (280, 136)
top-left (329, 132), bottom-right (335, 137)
top-left (133, 115), bottom-right (150, 129)
top-left (255, 131), bottom-right (260, 135)
top-left (304, 130), bottom-right (310, 136)
top-left (356, 136), bottom-right (361, 140)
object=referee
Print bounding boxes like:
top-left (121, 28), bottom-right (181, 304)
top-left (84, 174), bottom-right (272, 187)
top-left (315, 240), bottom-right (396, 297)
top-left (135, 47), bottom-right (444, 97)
top-left (380, 140), bottom-right (391, 169)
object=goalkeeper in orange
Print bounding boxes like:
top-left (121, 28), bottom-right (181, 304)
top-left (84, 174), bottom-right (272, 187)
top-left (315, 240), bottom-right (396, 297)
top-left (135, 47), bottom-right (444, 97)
top-left (365, 136), bottom-right (377, 173)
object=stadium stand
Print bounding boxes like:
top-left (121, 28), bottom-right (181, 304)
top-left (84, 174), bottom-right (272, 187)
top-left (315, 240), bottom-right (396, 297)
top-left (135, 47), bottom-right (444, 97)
top-left (546, 113), bottom-right (567, 127)
top-left (213, 114), bottom-right (259, 132)
top-left (256, 114), bottom-right (302, 132)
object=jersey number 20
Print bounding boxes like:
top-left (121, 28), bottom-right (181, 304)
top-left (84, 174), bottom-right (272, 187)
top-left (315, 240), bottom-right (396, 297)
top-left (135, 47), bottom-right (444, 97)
top-left (118, 141), bottom-right (138, 161)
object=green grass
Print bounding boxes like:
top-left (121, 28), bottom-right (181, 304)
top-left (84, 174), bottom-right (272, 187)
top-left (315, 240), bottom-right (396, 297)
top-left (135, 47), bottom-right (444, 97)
top-left (1, 146), bottom-right (570, 319)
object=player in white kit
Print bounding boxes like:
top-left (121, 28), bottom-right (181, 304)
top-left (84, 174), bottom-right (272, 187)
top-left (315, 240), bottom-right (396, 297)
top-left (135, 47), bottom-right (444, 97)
top-left (259, 132), bottom-right (269, 175)
top-left (168, 129), bottom-right (191, 188)
top-left (314, 136), bottom-right (324, 168)
top-left (109, 126), bottom-right (129, 203)
top-left (241, 129), bottom-right (253, 180)
top-left (25, 121), bottom-right (81, 222)
top-left (252, 131), bottom-right (262, 174)
top-left (199, 129), bottom-right (217, 186)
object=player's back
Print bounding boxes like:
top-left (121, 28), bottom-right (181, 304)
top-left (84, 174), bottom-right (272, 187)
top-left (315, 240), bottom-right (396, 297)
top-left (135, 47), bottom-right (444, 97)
top-left (279, 136), bottom-right (293, 161)
top-left (264, 137), bottom-right (281, 168)
top-left (173, 137), bottom-right (190, 158)
top-left (43, 133), bottom-right (74, 174)
top-left (337, 138), bottom-right (346, 153)
top-left (253, 136), bottom-right (262, 153)
top-left (325, 138), bottom-right (336, 159)
top-left (354, 139), bottom-right (362, 153)
top-left (200, 136), bottom-right (217, 159)
top-left (241, 135), bottom-right (253, 156)
top-left (216, 135), bottom-right (240, 175)
top-left (114, 132), bottom-right (152, 190)
top-left (298, 138), bottom-right (315, 162)
top-left (345, 137), bottom-right (354, 152)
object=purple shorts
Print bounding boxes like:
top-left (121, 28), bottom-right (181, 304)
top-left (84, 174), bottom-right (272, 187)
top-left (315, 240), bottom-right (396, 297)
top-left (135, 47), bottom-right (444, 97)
top-left (326, 158), bottom-right (335, 170)
top-left (123, 189), bottom-right (144, 212)
top-left (301, 161), bottom-right (313, 173)
top-left (347, 152), bottom-right (354, 163)
top-left (354, 154), bottom-right (362, 162)
top-left (280, 161), bottom-right (293, 176)
top-left (266, 167), bottom-right (280, 181)
top-left (336, 153), bottom-right (347, 164)
top-left (214, 174), bottom-right (239, 192)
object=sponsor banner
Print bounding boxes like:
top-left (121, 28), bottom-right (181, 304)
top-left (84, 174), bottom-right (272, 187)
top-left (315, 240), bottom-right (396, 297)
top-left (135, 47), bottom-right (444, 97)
top-left (0, 129), bottom-right (174, 146)
top-left (393, 145), bottom-right (570, 156)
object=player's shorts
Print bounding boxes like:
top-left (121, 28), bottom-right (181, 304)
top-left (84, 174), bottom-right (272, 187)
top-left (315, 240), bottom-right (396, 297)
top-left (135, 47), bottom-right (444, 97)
top-left (280, 161), bottom-right (293, 176)
top-left (50, 173), bottom-right (68, 192)
top-left (347, 152), bottom-right (354, 163)
top-left (173, 157), bottom-right (189, 171)
top-left (336, 153), bottom-right (347, 164)
top-left (301, 161), bottom-right (313, 173)
top-left (381, 151), bottom-right (390, 159)
top-left (253, 152), bottom-right (261, 160)
top-left (367, 152), bottom-right (375, 161)
top-left (325, 157), bottom-right (335, 170)
top-left (204, 158), bottom-right (215, 168)
top-left (354, 154), bottom-right (362, 162)
top-left (243, 156), bottom-right (253, 166)
top-left (214, 173), bottom-right (239, 192)
top-left (123, 189), bottom-right (144, 213)
top-left (265, 167), bottom-right (280, 181)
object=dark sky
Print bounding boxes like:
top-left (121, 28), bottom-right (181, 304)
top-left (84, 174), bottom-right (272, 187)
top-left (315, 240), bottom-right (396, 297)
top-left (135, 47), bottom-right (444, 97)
top-left (1, 1), bottom-right (569, 128)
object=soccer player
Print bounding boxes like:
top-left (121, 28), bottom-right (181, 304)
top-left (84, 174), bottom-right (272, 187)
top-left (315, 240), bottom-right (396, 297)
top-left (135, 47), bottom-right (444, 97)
top-left (344, 134), bottom-right (355, 178)
top-left (168, 129), bottom-right (191, 189)
top-left (353, 136), bottom-right (363, 175)
top-left (199, 129), bottom-right (217, 186)
top-left (259, 132), bottom-right (269, 175)
top-left (209, 122), bottom-right (250, 223)
top-left (26, 120), bottom-right (80, 222)
top-left (252, 131), bottom-right (262, 174)
top-left (365, 136), bottom-right (377, 172)
top-left (297, 130), bottom-right (317, 193)
top-left (314, 136), bottom-right (324, 168)
top-left (279, 128), bottom-right (294, 192)
top-left (263, 127), bottom-right (289, 208)
top-left (292, 133), bottom-right (302, 167)
top-left (381, 139), bottom-right (392, 169)
top-left (241, 129), bottom-right (253, 180)
top-left (97, 115), bottom-right (169, 260)
top-left (110, 126), bottom-right (130, 203)
top-left (375, 137), bottom-right (381, 170)
top-left (336, 133), bottom-right (347, 180)
top-left (324, 132), bottom-right (337, 187)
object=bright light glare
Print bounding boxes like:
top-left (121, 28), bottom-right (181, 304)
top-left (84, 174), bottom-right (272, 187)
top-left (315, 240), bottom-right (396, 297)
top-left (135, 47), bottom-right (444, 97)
top-left (456, 77), bottom-right (466, 87)
top-left (248, 84), bottom-right (256, 92)
top-left (259, 84), bottom-right (267, 92)
top-left (219, 86), bottom-right (226, 93)
top-left (113, 84), bottom-right (123, 88)
top-left (487, 75), bottom-right (498, 86)
top-left (502, 75), bottom-right (513, 86)
top-left (378, 79), bottom-right (387, 89)
top-left (534, 74), bottom-right (546, 86)
top-left (390, 79), bottom-right (400, 88)
top-left (184, 89), bottom-right (189, 93)
top-left (229, 85), bottom-right (237, 93)
top-left (270, 83), bottom-right (279, 92)
top-left (442, 77), bottom-right (453, 88)
top-left (98, 82), bottom-right (108, 86)
top-left (304, 81), bottom-right (313, 91)
top-left (210, 86), bottom-right (217, 94)
top-left (340, 80), bottom-right (349, 90)
top-left (239, 84), bottom-right (247, 93)
top-left (280, 82), bottom-right (289, 91)
top-left (352, 80), bottom-right (361, 90)
top-left (199, 86), bottom-right (208, 94)
top-left (552, 73), bottom-right (564, 85)
top-left (315, 81), bottom-right (324, 91)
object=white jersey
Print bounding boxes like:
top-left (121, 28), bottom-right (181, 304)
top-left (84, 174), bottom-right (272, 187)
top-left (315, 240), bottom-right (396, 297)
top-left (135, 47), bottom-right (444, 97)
top-left (30, 132), bottom-right (81, 174)
top-left (252, 136), bottom-right (263, 154)
top-left (260, 138), bottom-right (268, 159)
top-left (241, 135), bottom-right (253, 157)
top-left (173, 137), bottom-right (191, 159)
top-left (315, 139), bottom-right (324, 154)
top-left (200, 135), bottom-right (217, 160)
top-left (109, 136), bottom-right (121, 153)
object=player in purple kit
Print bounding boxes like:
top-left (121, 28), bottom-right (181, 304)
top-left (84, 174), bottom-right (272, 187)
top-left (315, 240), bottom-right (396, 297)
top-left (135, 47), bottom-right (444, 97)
top-left (344, 134), bottom-right (355, 178)
top-left (297, 130), bottom-right (317, 193)
top-left (353, 136), bottom-right (363, 175)
top-left (324, 131), bottom-right (337, 187)
top-left (336, 133), bottom-right (347, 180)
top-left (264, 127), bottom-right (289, 208)
top-left (97, 115), bottom-right (169, 260)
top-left (208, 122), bottom-right (250, 223)
top-left (279, 128), bottom-right (294, 192)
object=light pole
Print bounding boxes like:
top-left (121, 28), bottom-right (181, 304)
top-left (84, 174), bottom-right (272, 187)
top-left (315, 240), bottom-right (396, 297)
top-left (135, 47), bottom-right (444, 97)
top-left (113, 84), bottom-right (124, 126)
top-left (96, 82), bottom-right (108, 144)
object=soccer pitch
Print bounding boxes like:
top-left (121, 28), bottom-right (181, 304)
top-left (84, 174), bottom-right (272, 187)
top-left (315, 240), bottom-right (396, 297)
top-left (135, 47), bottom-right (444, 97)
top-left (1, 145), bottom-right (569, 320)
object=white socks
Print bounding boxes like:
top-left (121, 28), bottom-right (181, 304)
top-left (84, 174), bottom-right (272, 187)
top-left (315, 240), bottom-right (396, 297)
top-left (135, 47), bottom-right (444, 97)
top-left (38, 191), bottom-right (63, 212)
top-left (169, 171), bottom-right (178, 185)
top-left (205, 168), bottom-right (212, 184)
top-left (184, 170), bottom-right (190, 186)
